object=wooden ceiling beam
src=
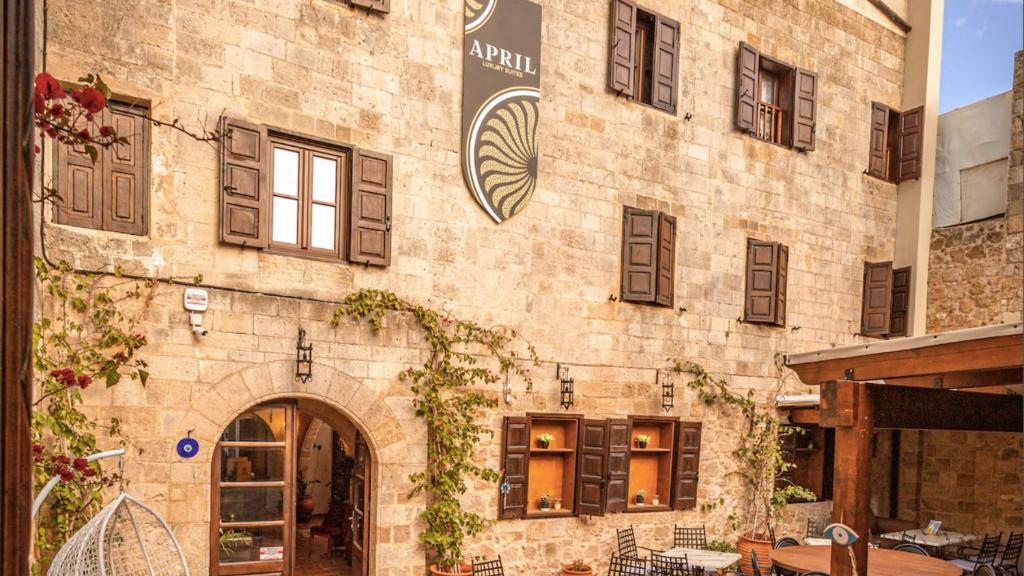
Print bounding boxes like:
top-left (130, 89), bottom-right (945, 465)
top-left (882, 367), bottom-right (1022, 390)
top-left (869, 384), bottom-right (1022, 432)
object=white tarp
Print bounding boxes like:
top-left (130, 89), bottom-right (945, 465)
top-left (933, 91), bottom-right (1012, 227)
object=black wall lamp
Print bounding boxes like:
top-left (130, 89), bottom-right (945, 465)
top-left (659, 369), bottom-right (674, 412)
top-left (296, 327), bottom-right (313, 383)
top-left (557, 363), bottom-right (574, 410)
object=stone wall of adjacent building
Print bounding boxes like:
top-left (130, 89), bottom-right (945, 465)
top-left (37, 0), bottom-right (911, 574)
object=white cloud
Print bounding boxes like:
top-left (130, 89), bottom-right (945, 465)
top-left (954, 16), bottom-right (968, 27)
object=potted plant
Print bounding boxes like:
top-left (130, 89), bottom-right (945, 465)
top-left (295, 471), bottom-right (318, 523)
top-left (651, 494), bottom-right (661, 506)
top-left (635, 434), bottom-right (651, 449)
top-left (553, 497), bottom-right (563, 510)
top-left (539, 494), bottom-right (552, 511)
top-left (635, 489), bottom-right (646, 506)
top-left (537, 433), bottom-right (554, 449)
top-left (562, 559), bottom-right (593, 575)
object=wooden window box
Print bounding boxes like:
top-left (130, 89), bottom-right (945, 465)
top-left (499, 414), bottom-right (582, 519)
top-left (625, 416), bottom-right (676, 512)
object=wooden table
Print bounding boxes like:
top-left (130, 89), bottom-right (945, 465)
top-left (771, 545), bottom-right (962, 576)
top-left (663, 547), bottom-right (742, 572)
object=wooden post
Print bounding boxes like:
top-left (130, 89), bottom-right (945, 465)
top-left (823, 380), bottom-right (873, 576)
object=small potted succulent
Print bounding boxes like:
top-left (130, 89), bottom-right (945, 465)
top-left (635, 489), bottom-right (646, 506)
top-left (539, 493), bottom-right (552, 511)
top-left (537, 433), bottom-right (554, 449)
top-left (635, 434), bottom-right (651, 449)
top-left (562, 559), bottom-right (593, 575)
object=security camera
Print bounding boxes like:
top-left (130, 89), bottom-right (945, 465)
top-left (192, 325), bottom-right (209, 337)
top-left (184, 288), bottom-right (210, 338)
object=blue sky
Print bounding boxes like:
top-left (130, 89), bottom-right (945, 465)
top-left (940, 0), bottom-right (1024, 113)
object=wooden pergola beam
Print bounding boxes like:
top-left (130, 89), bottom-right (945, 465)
top-left (870, 385), bottom-right (1023, 432)
top-left (882, 367), bottom-right (1022, 390)
top-left (825, 381), bottom-right (873, 576)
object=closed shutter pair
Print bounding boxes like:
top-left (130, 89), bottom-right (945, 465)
top-left (744, 238), bottom-right (789, 326)
top-left (607, 0), bottom-right (680, 114)
top-left (867, 102), bottom-right (924, 182)
top-left (861, 262), bottom-right (911, 337)
top-left (219, 117), bottom-right (393, 266)
top-left (621, 207), bottom-right (676, 307)
top-left (734, 42), bottom-right (818, 151)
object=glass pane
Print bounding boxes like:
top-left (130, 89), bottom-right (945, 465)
top-left (220, 486), bottom-right (283, 523)
top-left (220, 446), bottom-right (285, 482)
top-left (220, 407), bottom-right (287, 442)
top-left (272, 197), bottom-right (298, 245)
top-left (272, 148), bottom-right (299, 198)
top-left (312, 156), bottom-right (337, 204)
top-left (310, 204), bottom-right (336, 250)
top-left (218, 526), bottom-right (284, 564)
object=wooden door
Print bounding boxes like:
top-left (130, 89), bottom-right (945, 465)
top-left (211, 404), bottom-right (294, 576)
top-left (350, 432), bottom-right (370, 576)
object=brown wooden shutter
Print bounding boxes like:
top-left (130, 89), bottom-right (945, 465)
top-left (103, 104), bottom-right (147, 235)
top-left (621, 207), bottom-right (658, 303)
top-left (775, 428), bottom-right (798, 490)
top-left (897, 106), bottom-right (923, 182)
top-left (867, 102), bottom-right (890, 179)
top-left (792, 68), bottom-right (817, 151)
top-left (604, 419), bottom-right (631, 514)
top-left (349, 0), bottom-right (389, 13)
top-left (861, 261), bottom-right (894, 336)
top-left (672, 421), bottom-right (701, 510)
top-left (54, 135), bottom-right (102, 230)
top-left (607, 0), bottom-right (637, 97)
top-left (889, 266), bottom-right (911, 337)
top-left (655, 212), bottom-right (676, 307)
top-left (735, 42), bottom-right (760, 133)
top-left (745, 238), bottom-right (777, 323)
top-left (576, 420), bottom-right (608, 517)
top-left (220, 116), bottom-right (269, 248)
top-left (349, 149), bottom-right (393, 266)
top-left (650, 16), bottom-right (679, 114)
top-left (499, 416), bottom-right (529, 519)
top-left (773, 243), bottom-right (788, 327)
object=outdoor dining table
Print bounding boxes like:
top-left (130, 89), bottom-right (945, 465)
top-left (663, 547), bottom-right (742, 573)
top-left (879, 528), bottom-right (978, 548)
top-left (771, 544), bottom-right (962, 576)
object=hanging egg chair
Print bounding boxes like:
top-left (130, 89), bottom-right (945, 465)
top-left (47, 492), bottom-right (190, 576)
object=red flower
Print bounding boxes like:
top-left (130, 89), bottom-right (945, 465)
top-left (76, 374), bottom-right (92, 389)
top-left (82, 468), bottom-right (97, 478)
top-left (56, 466), bottom-right (74, 482)
top-left (56, 455), bottom-right (70, 465)
top-left (99, 125), bottom-right (114, 138)
top-left (76, 128), bottom-right (91, 140)
top-left (33, 91), bottom-right (45, 115)
top-left (32, 443), bottom-right (44, 453)
top-left (50, 368), bottom-right (77, 387)
top-left (73, 457), bottom-right (89, 471)
top-left (34, 73), bottom-right (65, 100)
top-left (71, 87), bottom-right (106, 114)
top-left (48, 103), bottom-right (65, 119)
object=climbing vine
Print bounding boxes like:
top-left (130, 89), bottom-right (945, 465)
top-left (332, 289), bottom-right (538, 571)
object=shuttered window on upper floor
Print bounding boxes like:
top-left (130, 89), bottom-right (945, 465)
top-left (735, 42), bottom-right (817, 151)
top-left (866, 102), bottom-right (923, 183)
top-left (348, 0), bottom-right (389, 13)
top-left (607, 0), bottom-right (680, 114)
top-left (744, 238), bottom-right (789, 326)
top-left (220, 116), bottom-right (393, 266)
top-left (620, 206), bottom-right (676, 307)
top-left (860, 261), bottom-right (911, 337)
top-left (53, 101), bottom-right (149, 236)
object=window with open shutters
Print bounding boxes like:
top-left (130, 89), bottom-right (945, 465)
top-left (606, 0), bottom-right (679, 114)
top-left (734, 42), bottom-right (817, 150)
top-left (744, 238), bottom-right (789, 326)
top-left (860, 262), bottom-right (912, 337)
top-left (53, 101), bottom-right (149, 236)
top-left (865, 103), bottom-right (924, 183)
top-left (621, 207), bottom-right (676, 307)
top-left (348, 0), bottom-right (389, 13)
top-left (219, 116), bottom-right (393, 266)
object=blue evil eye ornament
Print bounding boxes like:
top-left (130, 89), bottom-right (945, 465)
top-left (176, 433), bottom-right (199, 459)
top-left (824, 523), bottom-right (860, 546)
top-left (500, 481), bottom-right (511, 495)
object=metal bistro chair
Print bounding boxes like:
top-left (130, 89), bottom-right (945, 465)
top-left (618, 526), bottom-right (664, 559)
top-left (894, 542), bottom-right (931, 556)
top-left (651, 552), bottom-right (702, 576)
top-left (953, 533), bottom-right (1003, 574)
top-left (748, 549), bottom-right (764, 576)
top-left (472, 556), bottom-right (504, 576)
top-left (971, 565), bottom-right (999, 576)
top-left (608, 553), bottom-right (649, 576)
top-left (772, 537), bottom-right (801, 576)
top-left (999, 532), bottom-right (1023, 576)
top-left (673, 525), bottom-right (709, 550)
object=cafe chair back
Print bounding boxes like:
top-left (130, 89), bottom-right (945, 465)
top-left (472, 556), bottom-right (504, 576)
top-left (608, 554), bottom-right (648, 576)
top-left (893, 543), bottom-right (930, 556)
top-left (673, 525), bottom-right (709, 550)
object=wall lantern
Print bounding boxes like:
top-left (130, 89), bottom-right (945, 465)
top-left (557, 364), bottom-right (574, 410)
top-left (659, 369), bottom-right (674, 412)
top-left (295, 327), bottom-right (313, 383)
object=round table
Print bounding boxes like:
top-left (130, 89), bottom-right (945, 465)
top-left (770, 545), bottom-right (961, 576)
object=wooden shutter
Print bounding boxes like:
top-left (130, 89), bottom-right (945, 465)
top-left (897, 106), bottom-right (923, 182)
top-left (773, 243), bottom-right (788, 327)
top-left (349, 0), bottom-right (389, 13)
top-left (889, 266), bottom-right (911, 337)
top-left (499, 416), bottom-right (529, 519)
top-left (604, 419), bottom-right (631, 514)
top-left (861, 261), bottom-right (894, 336)
top-left (655, 212), bottom-right (676, 307)
top-left (672, 421), bottom-right (701, 510)
top-left (621, 207), bottom-right (658, 303)
top-left (776, 428), bottom-right (797, 490)
top-left (349, 149), bottom-right (393, 266)
top-left (607, 0), bottom-right (637, 97)
top-left (867, 102), bottom-right (890, 179)
top-left (576, 420), bottom-right (608, 517)
top-left (744, 238), bottom-right (778, 323)
top-left (792, 67), bottom-right (817, 151)
top-left (650, 16), bottom-right (679, 113)
top-left (220, 116), bottom-right (269, 248)
top-left (735, 42), bottom-right (760, 133)
top-left (103, 105), bottom-right (147, 235)
top-left (54, 134), bottom-right (102, 230)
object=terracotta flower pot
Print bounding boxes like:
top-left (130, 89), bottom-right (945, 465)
top-left (561, 564), bottom-right (593, 575)
top-left (737, 532), bottom-right (774, 575)
top-left (429, 563), bottom-right (472, 576)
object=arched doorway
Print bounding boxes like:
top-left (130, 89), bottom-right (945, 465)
top-left (210, 400), bottom-right (371, 576)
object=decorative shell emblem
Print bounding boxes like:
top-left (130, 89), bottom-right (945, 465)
top-left (465, 89), bottom-right (539, 223)
top-left (465, 0), bottom-right (497, 32)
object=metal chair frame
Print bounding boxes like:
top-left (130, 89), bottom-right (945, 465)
top-left (650, 552), bottom-right (695, 576)
top-left (472, 556), bottom-right (505, 576)
top-left (1001, 532), bottom-right (1023, 576)
top-left (617, 526), bottom-right (663, 559)
top-left (608, 553), bottom-right (649, 576)
top-left (673, 525), bottom-right (709, 550)
top-left (894, 542), bottom-right (930, 556)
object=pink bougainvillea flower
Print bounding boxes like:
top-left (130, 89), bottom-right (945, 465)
top-left (48, 103), bottom-right (65, 119)
top-left (76, 374), bottom-right (92, 389)
top-left (99, 125), bottom-right (114, 138)
top-left (71, 87), bottom-right (106, 114)
top-left (34, 72), bottom-right (65, 100)
top-left (33, 90), bottom-right (45, 115)
top-left (73, 457), bottom-right (88, 471)
top-left (81, 468), bottom-right (97, 478)
top-left (32, 443), bottom-right (44, 453)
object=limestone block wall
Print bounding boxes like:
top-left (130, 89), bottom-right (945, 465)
top-left (36, 0), bottom-right (911, 574)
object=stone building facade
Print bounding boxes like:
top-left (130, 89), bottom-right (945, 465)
top-left (35, 0), bottom-right (938, 574)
